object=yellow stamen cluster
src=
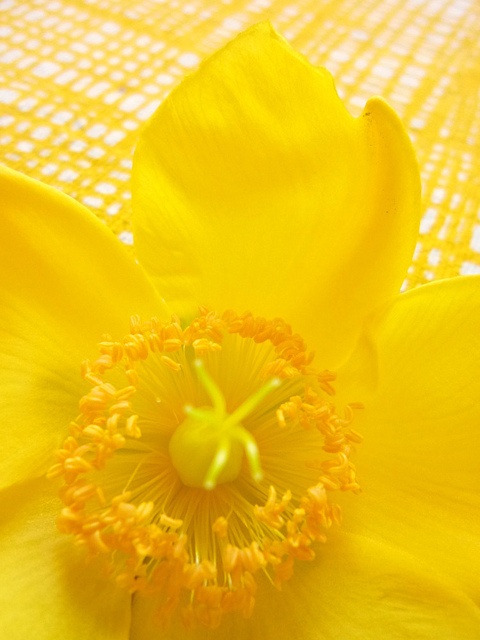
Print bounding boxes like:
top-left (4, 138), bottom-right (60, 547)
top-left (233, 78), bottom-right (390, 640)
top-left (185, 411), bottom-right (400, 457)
top-left (48, 308), bottom-right (362, 629)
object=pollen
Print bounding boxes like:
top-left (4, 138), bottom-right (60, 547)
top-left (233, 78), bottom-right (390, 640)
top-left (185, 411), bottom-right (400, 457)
top-left (48, 308), bottom-right (362, 629)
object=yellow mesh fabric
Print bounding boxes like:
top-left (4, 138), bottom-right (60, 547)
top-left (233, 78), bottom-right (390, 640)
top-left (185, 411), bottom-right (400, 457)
top-left (1, 0), bottom-right (479, 286)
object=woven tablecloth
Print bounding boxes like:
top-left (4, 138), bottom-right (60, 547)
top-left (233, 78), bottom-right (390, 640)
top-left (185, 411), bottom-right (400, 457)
top-left (1, 0), bottom-right (479, 288)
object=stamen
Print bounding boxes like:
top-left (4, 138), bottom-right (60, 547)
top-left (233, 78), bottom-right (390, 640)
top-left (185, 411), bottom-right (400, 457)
top-left (48, 308), bottom-right (362, 630)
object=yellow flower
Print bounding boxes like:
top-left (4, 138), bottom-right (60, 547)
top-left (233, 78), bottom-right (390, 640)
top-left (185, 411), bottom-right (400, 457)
top-left (1, 22), bottom-right (479, 639)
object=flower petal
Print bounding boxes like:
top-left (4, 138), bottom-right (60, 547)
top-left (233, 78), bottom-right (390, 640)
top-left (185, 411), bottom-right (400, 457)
top-left (338, 276), bottom-right (480, 602)
top-left (0, 476), bottom-right (131, 639)
top-left (130, 531), bottom-right (480, 639)
top-left (0, 165), bottom-right (167, 488)
top-left (132, 22), bottom-right (420, 367)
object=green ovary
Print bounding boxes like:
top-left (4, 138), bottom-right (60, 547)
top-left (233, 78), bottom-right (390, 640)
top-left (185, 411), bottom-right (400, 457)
top-left (168, 359), bottom-right (280, 490)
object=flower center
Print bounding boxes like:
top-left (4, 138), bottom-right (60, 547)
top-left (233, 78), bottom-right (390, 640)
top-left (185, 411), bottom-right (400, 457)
top-left (169, 359), bottom-right (280, 489)
top-left (48, 308), bottom-right (362, 630)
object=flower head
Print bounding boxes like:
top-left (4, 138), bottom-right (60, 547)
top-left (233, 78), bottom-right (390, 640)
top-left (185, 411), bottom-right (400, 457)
top-left (1, 22), bottom-right (479, 640)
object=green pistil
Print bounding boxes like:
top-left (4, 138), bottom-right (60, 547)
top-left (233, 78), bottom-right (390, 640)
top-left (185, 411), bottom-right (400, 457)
top-left (169, 360), bottom-right (280, 490)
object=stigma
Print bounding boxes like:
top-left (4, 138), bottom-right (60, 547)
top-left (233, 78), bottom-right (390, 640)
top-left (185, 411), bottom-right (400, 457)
top-left (48, 308), bottom-right (362, 629)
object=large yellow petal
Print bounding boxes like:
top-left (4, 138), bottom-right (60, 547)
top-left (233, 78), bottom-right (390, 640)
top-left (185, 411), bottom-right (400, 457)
top-left (337, 276), bottom-right (480, 602)
top-left (0, 476), bottom-right (131, 639)
top-left (130, 531), bottom-right (480, 639)
top-left (0, 165), bottom-right (168, 488)
top-left (132, 22), bottom-right (420, 367)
